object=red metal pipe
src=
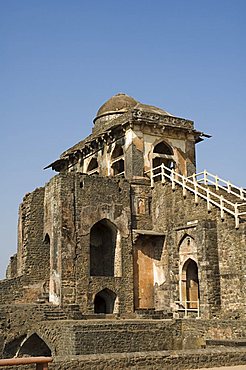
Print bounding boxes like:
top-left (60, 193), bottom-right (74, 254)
top-left (0, 357), bottom-right (53, 369)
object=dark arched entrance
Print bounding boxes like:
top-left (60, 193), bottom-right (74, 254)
top-left (18, 333), bottom-right (51, 357)
top-left (182, 259), bottom-right (200, 309)
top-left (90, 219), bottom-right (117, 276)
top-left (94, 288), bottom-right (117, 314)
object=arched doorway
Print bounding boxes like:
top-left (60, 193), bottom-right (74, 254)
top-left (94, 288), bottom-right (117, 314)
top-left (181, 259), bottom-right (200, 309)
top-left (90, 219), bottom-right (119, 276)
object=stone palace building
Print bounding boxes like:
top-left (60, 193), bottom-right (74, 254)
top-left (0, 94), bottom-right (246, 369)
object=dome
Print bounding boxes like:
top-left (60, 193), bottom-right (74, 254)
top-left (95, 93), bottom-right (138, 119)
top-left (93, 93), bottom-right (173, 128)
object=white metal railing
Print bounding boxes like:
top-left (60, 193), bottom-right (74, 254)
top-left (175, 300), bottom-right (200, 317)
top-left (187, 170), bottom-right (246, 201)
top-left (145, 164), bottom-right (246, 228)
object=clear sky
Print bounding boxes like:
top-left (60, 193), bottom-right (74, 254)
top-left (1, 0), bottom-right (246, 278)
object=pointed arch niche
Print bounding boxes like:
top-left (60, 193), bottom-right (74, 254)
top-left (152, 141), bottom-right (174, 182)
top-left (94, 288), bottom-right (117, 314)
top-left (89, 219), bottom-right (122, 277)
top-left (179, 235), bottom-right (199, 309)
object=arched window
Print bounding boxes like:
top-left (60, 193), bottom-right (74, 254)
top-left (87, 157), bottom-right (99, 175)
top-left (111, 144), bottom-right (124, 176)
top-left (42, 234), bottom-right (50, 275)
top-left (111, 145), bottom-right (123, 159)
top-left (90, 219), bottom-right (119, 276)
top-left (152, 141), bottom-right (174, 182)
top-left (18, 333), bottom-right (51, 357)
top-left (181, 258), bottom-right (200, 309)
top-left (153, 142), bottom-right (173, 155)
top-left (44, 233), bottom-right (50, 245)
top-left (94, 288), bottom-right (117, 314)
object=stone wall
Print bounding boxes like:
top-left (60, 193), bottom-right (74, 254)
top-left (17, 188), bottom-right (47, 281)
top-left (151, 182), bottom-right (246, 319)
top-left (73, 173), bottom-right (133, 313)
top-left (49, 348), bottom-right (246, 370)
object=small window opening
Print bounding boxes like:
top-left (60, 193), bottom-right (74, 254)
top-left (112, 145), bottom-right (123, 159)
top-left (44, 234), bottom-right (50, 245)
top-left (111, 144), bottom-right (125, 177)
top-left (87, 158), bottom-right (99, 175)
top-left (112, 159), bottom-right (124, 176)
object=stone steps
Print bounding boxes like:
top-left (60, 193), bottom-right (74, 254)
top-left (44, 308), bottom-right (67, 320)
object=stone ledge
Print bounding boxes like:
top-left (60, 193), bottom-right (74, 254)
top-left (48, 347), bottom-right (246, 370)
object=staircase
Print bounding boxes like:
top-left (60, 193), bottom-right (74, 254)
top-left (146, 164), bottom-right (246, 228)
top-left (44, 306), bottom-right (67, 320)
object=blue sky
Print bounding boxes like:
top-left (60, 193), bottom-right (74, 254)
top-left (0, 0), bottom-right (246, 278)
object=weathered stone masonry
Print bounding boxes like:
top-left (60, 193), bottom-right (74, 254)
top-left (1, 93), bottom-right (246, 369)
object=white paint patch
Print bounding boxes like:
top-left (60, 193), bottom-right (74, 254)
top-left (153, 263), bottom-right (165, 286)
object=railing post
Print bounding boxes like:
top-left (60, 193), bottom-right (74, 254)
top-left (161, 163), bottom-right (165, 185)
top-left (240, 187), bottom-right (244, 200)
top-left (171, 169), bottom-right (175, 190)
top-left (193, 174), bottom-right (198, 204)
top-left (227, 181), bottom-right (231, 194)
top-left (150, 168), bottom-right (154, 188)
top-left (235, 203), bottom-right (239, 229)
top-left (215, 175), bottom-right (219, 190)
top-left (182, 176), bottom-right (187, 197)
top-left (220, 195), bottom-right (224, 220)
top-left (204, 170), bottom-right (208, 185)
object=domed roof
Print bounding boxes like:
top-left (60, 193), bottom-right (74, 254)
top-left (96, 93), bottom-right (138, 118)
